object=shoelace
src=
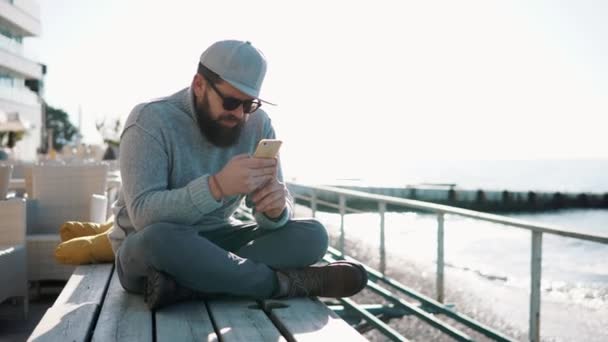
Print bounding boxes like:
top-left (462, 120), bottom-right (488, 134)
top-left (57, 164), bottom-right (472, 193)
top-left (146, 271), bottom-right (162, 304)
top-left (287, 267), bottom-right (326, 297)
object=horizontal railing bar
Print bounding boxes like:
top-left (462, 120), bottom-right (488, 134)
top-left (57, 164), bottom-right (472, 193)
top-left (293, 195), bottom-right (366, 214)
top-left (339, 298), bottom-right (410, 341)
top-left (316, 198), bottom-right (364, 214)
top-left (344, 206), bottom-right (366, 214)
top-left (325, 255), bottom-right (474, 342)
top-left (296, 195), bottom-right (312, 201)
top-left (327, 247), bottom-right (517, 342)
top-left (328, 304), bottom-right (406, 316)
top-left (288, 182), bottom-right (608, 244)
top-left (329, 303), bottom-right (453, 316)
top-left (315, 199), bottom-right (340, 210)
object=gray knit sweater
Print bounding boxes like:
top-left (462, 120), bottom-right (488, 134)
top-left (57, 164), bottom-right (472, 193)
top-left (108, 87), bottom-right (292, 253)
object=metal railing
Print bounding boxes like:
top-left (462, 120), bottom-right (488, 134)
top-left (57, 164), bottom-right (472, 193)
top-left (287, 182), bottom-right (608, 342)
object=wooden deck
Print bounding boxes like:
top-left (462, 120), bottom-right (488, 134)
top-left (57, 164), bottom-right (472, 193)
top-left (27, 264), bottom-right (367, 341)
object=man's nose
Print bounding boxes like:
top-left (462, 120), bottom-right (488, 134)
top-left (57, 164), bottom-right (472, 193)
top-left (228, 104), bottom-right (245, 119)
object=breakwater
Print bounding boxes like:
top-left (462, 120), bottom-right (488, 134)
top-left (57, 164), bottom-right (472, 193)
top-left (289, 183), bottom-right (608, 213)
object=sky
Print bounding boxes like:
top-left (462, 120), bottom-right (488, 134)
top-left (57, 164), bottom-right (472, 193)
top-left (24, 0), bottom-right (608, 183)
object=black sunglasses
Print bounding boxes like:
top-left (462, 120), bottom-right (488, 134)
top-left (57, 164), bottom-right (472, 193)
top-left (204, 77), bottom-right (262, 114)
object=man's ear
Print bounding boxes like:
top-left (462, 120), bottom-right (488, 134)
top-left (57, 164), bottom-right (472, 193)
top-left (192, 74), bottom-right (206, 98)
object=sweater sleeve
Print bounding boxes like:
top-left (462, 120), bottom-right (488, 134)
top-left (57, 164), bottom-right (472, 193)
top-left (119, 123), bottom-right (222, 230)
top-left (253, 194), bottom-right (294, 229)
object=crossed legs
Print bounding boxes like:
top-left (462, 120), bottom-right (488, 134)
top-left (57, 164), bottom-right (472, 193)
top-left (116, 219), bottom-right (328, 299)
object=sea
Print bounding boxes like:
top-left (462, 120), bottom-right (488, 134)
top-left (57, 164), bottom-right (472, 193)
top-left (291, 159), bottom-right (608, 341)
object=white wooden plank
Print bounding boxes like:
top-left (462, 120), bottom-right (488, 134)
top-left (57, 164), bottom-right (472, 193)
top-left (267, 298), bottom-right (368, 341)
top-left (27, 303), bottom-right (99, 342)
top-left (207, 299), bottom-right (285, 342)
top-left (156, 301), bottom-right (217, 342)
top-left (28, 264), bottom-right (114, 341)
top-left (54, 264), bottom-right (114, 306)
top-left (92, 270), bottom-right (152, 342)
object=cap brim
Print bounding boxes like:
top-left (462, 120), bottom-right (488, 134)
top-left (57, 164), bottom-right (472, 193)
top-left (223, 77), bottom-right (276, 106)
top-left (261, 99), bottom-right (277, 106)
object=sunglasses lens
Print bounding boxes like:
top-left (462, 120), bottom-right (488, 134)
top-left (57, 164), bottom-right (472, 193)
top-left (219, 93), bottom-right (261, 113)
top-left (223, 98), bottom-right (242, 111)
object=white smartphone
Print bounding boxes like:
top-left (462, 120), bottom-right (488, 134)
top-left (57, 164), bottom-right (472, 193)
top-left (253, 139), bottom-right (282, 159)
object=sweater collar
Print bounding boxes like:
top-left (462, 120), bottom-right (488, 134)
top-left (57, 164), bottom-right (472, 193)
top-left (171, 86), bottom-right (198, 123)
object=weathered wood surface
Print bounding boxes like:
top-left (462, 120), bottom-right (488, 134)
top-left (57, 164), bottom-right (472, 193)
top-left (27, 303), bottom-right (100, 342)
top-left (53, 264), bottom-right (114, 306)
top-left (266, 298), bottom-right (368, 341)
top-left (156, 301), bottom-right (217, 342)
top-left (207, 299), bottom-right (286, 342)
top-left (28, 264), bottom-right (113, 342)
top-left (28, 265), bottom-right (368, 341)
top-left (92, 271), bottom-right (152, 342)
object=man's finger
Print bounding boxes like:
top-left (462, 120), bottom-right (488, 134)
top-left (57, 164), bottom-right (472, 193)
top-left (247, 158), bottom-right (277, 169)
top-left (251, 177), bottom-right (283, 203)
top-left (256, 192), bottom-right (284, 212)
top-left (250, 175), bottom-right (275, 192)
top-left (250, 167), bottom-right (276, 177)
top-left (256, 196), bottom-right (285, 212)
top-left (251, 183), bottom-right (269, 202)
top-left (251, 186), bottom-right (268, 203)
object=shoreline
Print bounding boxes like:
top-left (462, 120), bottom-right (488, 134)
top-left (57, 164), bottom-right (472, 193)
top-left (330, 230), bottom-right (527, 341)
top-left (294, 204), bottom-right (608, 341)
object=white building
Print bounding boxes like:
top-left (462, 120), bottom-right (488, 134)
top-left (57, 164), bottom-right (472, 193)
top-left (0, 0), bottom-right (43, 161)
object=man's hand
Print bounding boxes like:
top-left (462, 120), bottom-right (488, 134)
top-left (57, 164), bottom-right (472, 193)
top-left (251, 177), bottom-right (288, 219)
top-left (214, 154), bottom-right (277, 196)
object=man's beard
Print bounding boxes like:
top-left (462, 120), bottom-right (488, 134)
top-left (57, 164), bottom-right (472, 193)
top-left (194, 91), bottom-right (244, 147)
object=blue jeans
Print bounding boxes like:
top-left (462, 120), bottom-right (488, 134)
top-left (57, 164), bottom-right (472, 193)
top-left (116, 218), bottom-right (328, 299)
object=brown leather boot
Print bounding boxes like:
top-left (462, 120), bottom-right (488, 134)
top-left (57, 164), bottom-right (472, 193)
top-left (274, 261), bottom-right (368, 299)
top-left (144, 268), bottom-right (202, 310)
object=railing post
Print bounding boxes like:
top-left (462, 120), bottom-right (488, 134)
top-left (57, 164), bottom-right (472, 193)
top-left (378, 201), bottom-right (386, 275)
top-left (339, 195), bottom-right (346, 258)
top-left (436, 213), bottom-right (445, 303)
top-left (530, 231), bottom-right (543, 342)
top-left (311, 190), bottom-right (317, 218)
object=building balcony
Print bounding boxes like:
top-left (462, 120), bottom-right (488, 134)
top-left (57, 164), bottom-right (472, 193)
top-left (0, 0), bottom-right (41, 37)
top-left (0, 47), bottom-right (43, 79)
top-left (0, 31), bottom-right (23, 56)
top-left (0, 82), bottom-right (39, 107)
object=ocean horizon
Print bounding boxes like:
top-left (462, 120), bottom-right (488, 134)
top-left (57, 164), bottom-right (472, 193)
top-left (288, 158), bottom-right (608, 194)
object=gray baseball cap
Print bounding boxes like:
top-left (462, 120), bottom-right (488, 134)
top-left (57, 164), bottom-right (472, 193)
top-left (199, 40), bottom-right (274, 105)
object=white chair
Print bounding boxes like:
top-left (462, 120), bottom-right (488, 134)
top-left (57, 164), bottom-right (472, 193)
top-left (0, 198), bottom-right (28, 318)
top-left (26, 163), bottom-right (109, 282)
